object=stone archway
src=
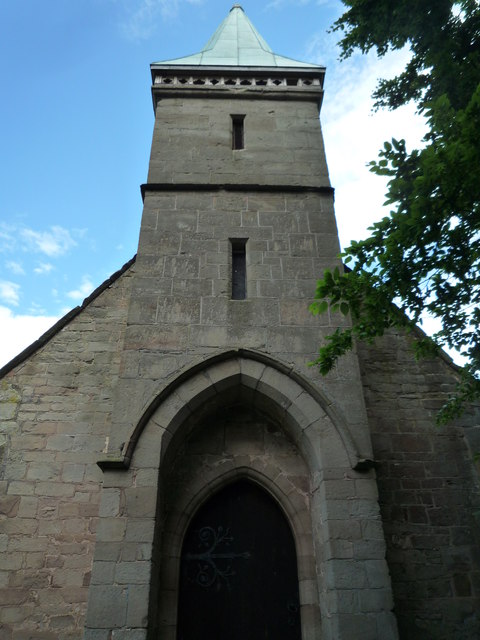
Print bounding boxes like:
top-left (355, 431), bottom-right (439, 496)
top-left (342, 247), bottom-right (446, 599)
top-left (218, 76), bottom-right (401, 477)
top-left (86, 352), bottom-right (397, 640)
top-left (152, 398), bottom-right (320, 640)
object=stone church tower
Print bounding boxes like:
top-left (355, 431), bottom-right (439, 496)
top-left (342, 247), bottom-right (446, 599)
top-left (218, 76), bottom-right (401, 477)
top-left (1, 6), bottom-right (479, 640)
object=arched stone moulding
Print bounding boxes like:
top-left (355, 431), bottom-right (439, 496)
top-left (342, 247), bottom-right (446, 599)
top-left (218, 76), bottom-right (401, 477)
top-left (98, 349), bottom-right (372, 473)
top-left (87, 350), bottom-right (397, 640)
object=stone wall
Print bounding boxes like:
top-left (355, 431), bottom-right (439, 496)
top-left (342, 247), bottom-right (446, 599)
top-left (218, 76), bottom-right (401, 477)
top-left (357, 331), bottom-right (480, 639)
top-left (107, 188), bottom-right (373, 463)
top-left (147, 96), bottom-right (329, 188)
top-left (86, 353), bottom-right (397, 640)
top-left (0, 266), bottom-right (133, 640)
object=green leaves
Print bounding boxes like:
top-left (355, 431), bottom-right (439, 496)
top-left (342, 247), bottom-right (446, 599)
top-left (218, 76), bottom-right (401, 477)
top-left (312, 0), bottom-right (480, 421)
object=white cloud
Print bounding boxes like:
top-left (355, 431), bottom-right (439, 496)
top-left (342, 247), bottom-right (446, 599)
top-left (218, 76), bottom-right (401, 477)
top-left (67, 276), bottom-right (95, 301)
top-left (266, 0), bottom-right (326, 9)
top-left (0, 225), bottom-right (15, 253)
top-left (28, 302), bottom-right (48, 315)
top-left (21, 225), bottom-right (77, 257)
top-left (120, 0), bottom-right (204, 40)
top-left (5, 261), bottom-right (25, 275)
top-left (0, 280), bottom-right (20, 306)
top-left (34, 262), bottom-right (54, 275)
top-left (310, 43), bottom-right (427, 249)
top-left (0, 306), bottom-right (60, 368)
top-left (266, 0), bottom-right (310, 9)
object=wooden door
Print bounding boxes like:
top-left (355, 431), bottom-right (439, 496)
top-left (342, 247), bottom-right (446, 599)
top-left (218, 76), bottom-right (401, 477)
top-left (177, 480), bottom-right (301, 640)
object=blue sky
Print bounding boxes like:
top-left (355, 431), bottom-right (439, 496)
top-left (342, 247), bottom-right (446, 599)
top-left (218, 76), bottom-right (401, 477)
top-left (0, 0), bottom-right (426, 366)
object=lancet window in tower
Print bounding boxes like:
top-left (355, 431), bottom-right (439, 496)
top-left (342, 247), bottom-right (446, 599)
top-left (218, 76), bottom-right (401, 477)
top-left (231, 114), bottom-right (245, 150)
top-left (231, 239), bottom-right (247, 299)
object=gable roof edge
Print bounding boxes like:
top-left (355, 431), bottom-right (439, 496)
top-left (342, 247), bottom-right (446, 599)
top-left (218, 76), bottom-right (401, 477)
top-left (0, 255), bottom-right (136, 379)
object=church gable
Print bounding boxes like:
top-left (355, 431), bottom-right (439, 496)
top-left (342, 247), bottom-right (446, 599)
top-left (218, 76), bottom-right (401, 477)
top-left (1, 6), bottom-right (479, 640)
top-left (0, 260), bottom-right (135, 638)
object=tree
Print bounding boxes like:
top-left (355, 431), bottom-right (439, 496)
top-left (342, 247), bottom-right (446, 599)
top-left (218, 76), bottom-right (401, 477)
top-left (310, 0), bottom-right (480, 422)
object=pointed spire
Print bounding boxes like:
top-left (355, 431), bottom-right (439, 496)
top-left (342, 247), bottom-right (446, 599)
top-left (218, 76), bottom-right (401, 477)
top-left (154, 5), bottom-right (320, 68)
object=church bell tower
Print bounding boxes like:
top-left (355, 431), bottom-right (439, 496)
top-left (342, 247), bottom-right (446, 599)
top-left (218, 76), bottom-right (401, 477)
top-left (87, 6), bottom-right (399, 639)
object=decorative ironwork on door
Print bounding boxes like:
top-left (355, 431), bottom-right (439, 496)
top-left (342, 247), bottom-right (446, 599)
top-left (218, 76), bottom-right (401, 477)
top-left (177, 480), bottom-right (301, 640)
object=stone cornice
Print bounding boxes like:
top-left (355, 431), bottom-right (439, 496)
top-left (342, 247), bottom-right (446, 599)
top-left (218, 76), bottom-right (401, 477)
top-left (150, 66), bottom-right (325, 109)
top-left (140, 182), bottom-right (334, 202)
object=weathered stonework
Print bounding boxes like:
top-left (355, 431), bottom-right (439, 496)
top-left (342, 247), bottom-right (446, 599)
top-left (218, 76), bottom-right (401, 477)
top-left (358, 331), bottom-right (480, 639)
top-left (0, 267), bottom-right (134, 639)
top-left (1, 7), bottom-right (479, 640)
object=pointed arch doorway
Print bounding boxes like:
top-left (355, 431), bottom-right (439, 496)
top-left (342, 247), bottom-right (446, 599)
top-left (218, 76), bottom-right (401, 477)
top-left (176, 480), bottom-right (302, 640)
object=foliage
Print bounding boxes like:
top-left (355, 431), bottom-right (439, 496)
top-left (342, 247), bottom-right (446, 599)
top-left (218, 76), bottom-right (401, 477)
top-left (311, 0), bottom-right (480, 422)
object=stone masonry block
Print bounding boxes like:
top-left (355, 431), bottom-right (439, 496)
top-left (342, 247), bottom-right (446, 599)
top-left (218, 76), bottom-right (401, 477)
top-left (331, 613), bottom-right (378, 640)
top-left (127, 295), bottom-right (158, 324)
top-left (101, 469), bottom-right (135, 490)
top-left (213, 193), bottom-right (248, 212)
top-left (312, 425), bottom-right (355, 470)
top-left (281, 257), bottom-right (314, 280)
top-left (114, 561), bottom-right (151, 585)
top-left (238, 358), bottom-right (266, 391)
top-left (325, 588), bottom-right (359, 615)
top-left (289, 234), bottom-right (317, 257)
top-left (365, 559), bottom-right (392, 589)
top-left (84, 632), bottom-right (111, 640)
top-left (353, 539), bottom-right (388, 561)
top-left (163, 256), bottom-right (199, 279)
top-left (375, 612), bottom-right (399, 640)
top-left (258, 212), bottom-right (298, 233)
top-left (284, 392), bottom-right (324, 431)
top-left (92, 542), bottom-right (122, 563)
top-left (205, 358), bottom-right (241, 392)
top-left (322, 498), bottom-right (380, 520)
top-left (152, 391), bottom-right (191, 432)
top-left (325, 559), bottom-right (367, 590)
top-left (125, 583), bottom-right (151, 627)
top-left (62, 463), bottom-right (86, 483)
top-left (200, 297), bottom-right (228, 325)
top-left (99, 489), bottom-right (122, 518)
top-left (86, 585), bottom-right (127, 628)
top-left (113, 631), bottom-right (147, 640)
top-left (315, 232), bottom-right (341, 257)
top-left (134, 468), bottom-right (160, 488)
top-left (172, 278), bottom-right (213, 298)
top-left (299, 578), bottom-right (318, 606)
top-left (176, 193), bottom-right (213, 211)
top-left (259, 365), bottom-right (305, 409)
top-left (125, 518), bottom-right (156, 543)
top-left (34, 482), bottom-right (75, 498)
top-left (280, 299), bottom-right (320, 327)
top-left (359, 588), bottom-right (394, 613)
top-left (156, 297), bottom-right (200, 325)
top-left (321, 479), bottom-right (356, 501)
top-left (322, 519), bottom-right (362, 544)
top-left (175, 371), bottom-right (217, 411)
top-left (247, 194), bottom-right (286, 212)
top-left (96, 517), bottom-right (127, 543)
top-left (227, 299), bottom-right (280, 327)
top-left (265, 325), bottom-right (320, 354)
top-left (125, 487), bottom-right (157, 519)
top-left (138, 230), bottom-right (180, 256)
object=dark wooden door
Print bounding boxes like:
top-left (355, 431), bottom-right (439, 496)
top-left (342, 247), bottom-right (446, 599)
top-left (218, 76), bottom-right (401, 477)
top-left (177, 480), bottom-right (301, 640)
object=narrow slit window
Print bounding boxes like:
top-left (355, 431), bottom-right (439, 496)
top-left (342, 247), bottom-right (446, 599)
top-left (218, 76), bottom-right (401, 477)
top-left (231, 115), bottom-right (245, 150)
top-left (231, 239), bottom-right (247, 299)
